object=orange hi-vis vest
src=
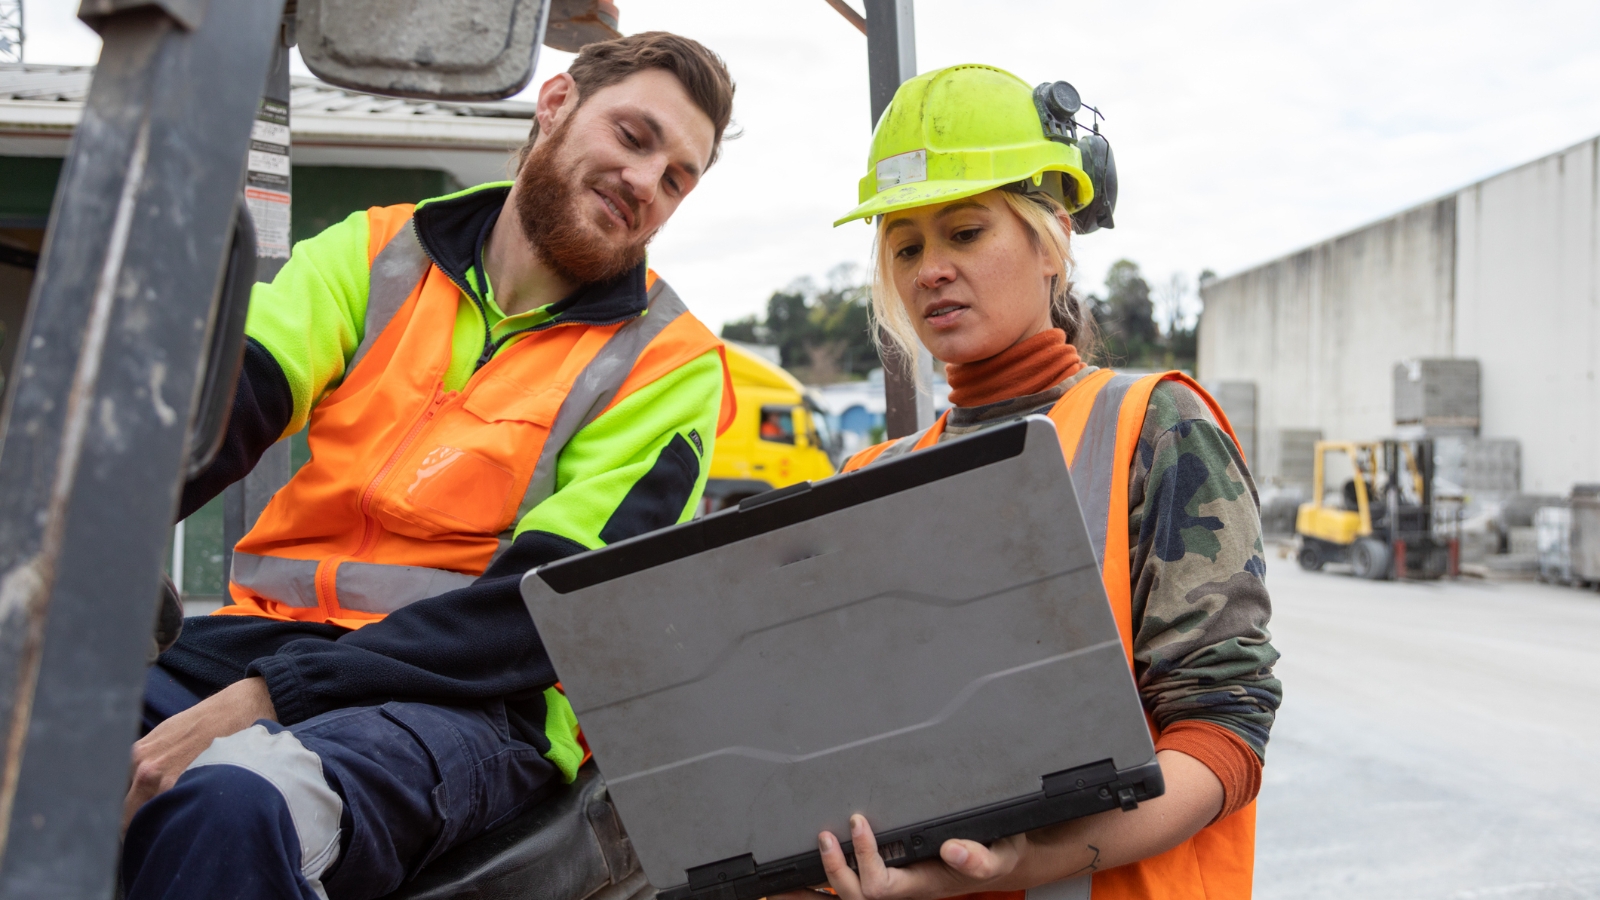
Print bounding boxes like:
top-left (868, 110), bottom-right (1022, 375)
top-left (220, 204), bottom-right (735, 629)
top-left (844, 369), bottom-right (1255, 900)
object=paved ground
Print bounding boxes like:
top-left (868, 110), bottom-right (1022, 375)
top-left (1255, 552), bottom-right (1600, 899)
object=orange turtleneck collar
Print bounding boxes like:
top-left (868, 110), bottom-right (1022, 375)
top-left (945, 328), bottom-right (1085, 408)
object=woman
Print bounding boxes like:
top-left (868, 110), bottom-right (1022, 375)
top-left (799, 65), bottom-right (1282, 900)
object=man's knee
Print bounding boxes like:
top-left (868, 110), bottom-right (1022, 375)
top-left (123, 725), bottom-right (343, 900)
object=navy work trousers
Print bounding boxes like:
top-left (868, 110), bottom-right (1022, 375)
top-left (122, 666), bottom-right (560, 900)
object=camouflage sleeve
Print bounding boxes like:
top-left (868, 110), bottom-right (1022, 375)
top-left (1126, 381), bottom-right (1282, 760)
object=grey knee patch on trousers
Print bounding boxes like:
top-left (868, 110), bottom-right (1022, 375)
top-left (1026, 875), bottom-right (1092, 900)
top-left (190, 724), bottom-right (344, 898)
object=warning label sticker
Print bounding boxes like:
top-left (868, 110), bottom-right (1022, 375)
top-left (246, 188), bottom-right (292, 259)
top-left (247, 99), bottom-right (291, 259)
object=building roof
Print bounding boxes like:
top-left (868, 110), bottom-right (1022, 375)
top-left (0, 63), bottom-right (535, 185)
top-left (0, 63), bottom-right (91, 102)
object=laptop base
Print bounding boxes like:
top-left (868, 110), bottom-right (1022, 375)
top-left (660, 758), bottom-right (1164, 900)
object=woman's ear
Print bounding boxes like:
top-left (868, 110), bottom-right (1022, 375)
top-left (533, 73), bottom-right (578, 143)
top-left (1048, 206), bottom-right (1075, 279)
top-left (1054, 206), bottom-right (1074, 239)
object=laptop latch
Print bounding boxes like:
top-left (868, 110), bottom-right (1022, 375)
top-left (1041, 758), bottom-right (1119, 797)
top-left (1116, 786), bottom-right (1139, 811)
top-left (687, 853), bottom-right (757, 891)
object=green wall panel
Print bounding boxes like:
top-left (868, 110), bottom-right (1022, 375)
top-left (0, 157), bottom-right (65, 227)
top-left (292, 166), bottom-right (461, 244)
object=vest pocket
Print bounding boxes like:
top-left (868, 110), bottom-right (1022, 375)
top-left (403, 446), bottom-right (517, 533)
top-left (371, 379), bottom-right (560, 539)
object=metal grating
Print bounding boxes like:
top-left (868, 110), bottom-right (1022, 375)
top-left (0, 0), bottom-right (20, 66)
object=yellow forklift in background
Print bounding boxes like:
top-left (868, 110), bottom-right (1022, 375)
top-left (1295, 438), bottom-right (1454, 580)
top-left (702, 343), bottom-right (838, 511)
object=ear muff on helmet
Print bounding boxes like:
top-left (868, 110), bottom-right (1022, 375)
top-left (1072, 132), bottom-right (1117, 234)
top-left (1029, 80), bottom-right (1119, 235)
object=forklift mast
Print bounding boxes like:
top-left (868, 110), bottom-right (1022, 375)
top-left (0, 2), bottom-right (921, 897)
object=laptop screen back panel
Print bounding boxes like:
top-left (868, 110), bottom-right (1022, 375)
top-left (522, 418), bottom-right (1156, 890)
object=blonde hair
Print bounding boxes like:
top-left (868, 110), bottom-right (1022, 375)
top-left (869, 189), bottom-right (1097, 376)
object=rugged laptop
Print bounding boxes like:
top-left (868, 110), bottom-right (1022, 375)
top-left (520, 416), bottom-right (1162, 900)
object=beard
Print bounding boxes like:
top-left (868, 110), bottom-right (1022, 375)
top-left (514, 119), bottom-right (655, 286)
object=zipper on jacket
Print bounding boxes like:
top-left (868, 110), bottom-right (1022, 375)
top-left (412, 214), bottom-right (499, 374)
top-left (466, 213), bottom-right (498, 372)
top-left (352, 384), bottom-right (455, 560)
top-left (409, 207), bottom-right (650, 374)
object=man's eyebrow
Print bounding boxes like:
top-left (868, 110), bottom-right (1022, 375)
top-left (632, 109), bottom-right (703, 179)
top-left (638, 111), bottom-right (665, 141)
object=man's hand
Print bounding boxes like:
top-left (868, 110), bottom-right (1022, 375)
top-left (123, 676), bottom-right (277, 831)
top-left (774, 814), bottom-right (1028, 900)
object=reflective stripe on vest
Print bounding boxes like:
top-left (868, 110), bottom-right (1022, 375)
top-left (1068, 373), bottom-right (1141, 568)
top-left (350, 219), bottom-right (430, 377)
top-left (512, 277), bottom-right (691, 529)
top-left (231, 553), bottom-right (478, 615)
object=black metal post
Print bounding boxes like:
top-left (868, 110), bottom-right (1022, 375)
top-left (0, 0), bottom-right (285, 893)
top-left (864, 0), bottom-right (933, 438)
top-left (222, 14), bottom-right (295, 585)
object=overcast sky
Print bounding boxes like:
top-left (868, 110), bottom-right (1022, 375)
top-left (23, 0), bottom-right (1600, 331)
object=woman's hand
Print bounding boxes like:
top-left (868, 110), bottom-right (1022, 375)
top-left (776, 814), bottom-right (1029, 900)
top-left (123, 676), bottom-right (277, 831)
top-left (772, 749), bottom-right (1223, 900)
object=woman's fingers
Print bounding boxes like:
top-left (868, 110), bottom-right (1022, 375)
top-left (815, 817), bottom-right (1025, 900)
top-left (849, 815), bottom-right (892, 897)
top-left (819, 829), bottom-right (863, 900)
top-left (939, 838), bottom-right (1009, 881)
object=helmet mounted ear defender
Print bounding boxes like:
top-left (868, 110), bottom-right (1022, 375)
top-left (1028, 81), bottom-right (1118, 234)
top-left (833, 64), bottom-right (1119, 235)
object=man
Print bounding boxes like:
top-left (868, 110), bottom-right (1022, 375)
top-left (122, 32), bottom-right (737, 900)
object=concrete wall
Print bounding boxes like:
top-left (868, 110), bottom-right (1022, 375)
top-left (1199, 134), bottom-right (1600, 495)
top-left (1198, 199), bottom-right (1456, 483)
top-left (1455, 138), bottom-right (1600, 494)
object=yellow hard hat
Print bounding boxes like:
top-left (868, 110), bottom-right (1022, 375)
top-left (834, 64), bottom-right (1117, 233)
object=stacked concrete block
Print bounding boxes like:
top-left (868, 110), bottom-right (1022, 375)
top-left (1394, 358), bottom-right (1480, 436)
top-left (1433, 436), bottom-right (1521, 498)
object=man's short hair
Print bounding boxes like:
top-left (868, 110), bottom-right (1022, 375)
top-left (518, 31), bottom-right (736, 170)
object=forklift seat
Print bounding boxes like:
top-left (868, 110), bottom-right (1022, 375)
top-left (383, 762), bottom-right (650, 900)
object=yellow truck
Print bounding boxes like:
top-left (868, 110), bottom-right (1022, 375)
top-left (703, 342), bottom-right (837, 511)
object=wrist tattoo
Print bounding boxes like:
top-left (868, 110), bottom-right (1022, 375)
top-left (1068, 845), bottom-right (1100, 877)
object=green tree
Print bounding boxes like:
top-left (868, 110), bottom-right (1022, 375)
top-left (719, 264), bottom-right (879, 382)
top-left (719, 315), bottom-right (764, 345)
top-left (1089, 260), bottom-right (1201, 372)
top-left (1091, 259), bottom-right (1161, 366)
